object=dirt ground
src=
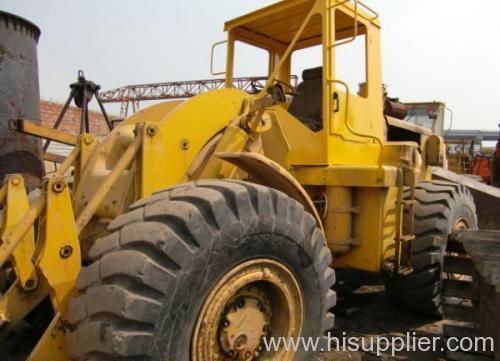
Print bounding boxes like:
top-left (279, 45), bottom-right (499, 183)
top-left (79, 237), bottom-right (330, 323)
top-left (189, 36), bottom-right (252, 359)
top-left (319, 269), bottom-right (446, 361)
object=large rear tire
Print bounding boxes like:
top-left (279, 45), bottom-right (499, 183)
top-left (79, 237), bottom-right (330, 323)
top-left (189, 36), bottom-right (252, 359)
top-left (383, 180), bottom-right (477, 317)
top-left (66, 180), bottom-right (336, 361)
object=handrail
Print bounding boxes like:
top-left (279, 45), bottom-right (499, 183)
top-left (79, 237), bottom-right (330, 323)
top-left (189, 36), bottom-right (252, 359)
top-left (326, 0), bottom-right (380, 27)
top-left (328, 0), bottom-right (379, 22)
top-left (330, 0), bottom-right (359, 48)
top-left (444, 107), bottom-right (454, 136)
top-left (210, 40), bottom-right (228, 76)
top-left (356, 0), bottom-right (379, 21)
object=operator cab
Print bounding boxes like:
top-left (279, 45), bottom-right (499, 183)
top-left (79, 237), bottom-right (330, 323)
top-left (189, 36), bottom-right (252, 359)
top-left (223, 0), bottom-right (384, 166)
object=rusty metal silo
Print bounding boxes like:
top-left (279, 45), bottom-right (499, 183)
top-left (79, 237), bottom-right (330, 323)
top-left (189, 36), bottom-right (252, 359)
top-left (0, 11), bottom-right (44, 190)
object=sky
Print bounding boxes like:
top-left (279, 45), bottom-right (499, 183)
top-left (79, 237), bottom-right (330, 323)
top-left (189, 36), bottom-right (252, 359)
top-left (1, 0), bottom-right (500, 131)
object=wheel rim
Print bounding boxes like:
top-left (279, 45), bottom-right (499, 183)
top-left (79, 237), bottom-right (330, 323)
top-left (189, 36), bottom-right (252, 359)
top-left (192, 259), bottom-right (303, 361)
top-left (452, 217), bottom-right (470, 234)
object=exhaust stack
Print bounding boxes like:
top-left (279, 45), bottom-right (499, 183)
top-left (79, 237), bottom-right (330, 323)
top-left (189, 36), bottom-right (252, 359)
top-left (0, 11), bottom-right (44, 190)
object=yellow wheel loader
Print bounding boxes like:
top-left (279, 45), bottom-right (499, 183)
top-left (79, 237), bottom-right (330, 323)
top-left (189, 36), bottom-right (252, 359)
top-left (0, 1), bottom-right (483, 360)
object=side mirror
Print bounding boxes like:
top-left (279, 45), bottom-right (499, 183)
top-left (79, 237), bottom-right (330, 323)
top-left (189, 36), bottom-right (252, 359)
top-left (210, 40), bottom-right (228, 76)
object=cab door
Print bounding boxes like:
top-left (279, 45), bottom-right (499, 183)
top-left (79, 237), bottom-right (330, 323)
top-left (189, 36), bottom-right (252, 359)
top-left (327, 6), bottom-right (385, 166)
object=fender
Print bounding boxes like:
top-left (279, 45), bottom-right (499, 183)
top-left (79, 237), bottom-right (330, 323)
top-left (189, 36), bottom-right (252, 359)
top-left (73, 89), bottom-right (249, 218)
top-left (216, 152), bottom-right (324, 230)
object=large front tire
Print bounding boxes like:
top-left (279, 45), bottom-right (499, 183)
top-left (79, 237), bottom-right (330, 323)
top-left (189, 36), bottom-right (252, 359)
top-left (66, 180), bottom-right (336, 361)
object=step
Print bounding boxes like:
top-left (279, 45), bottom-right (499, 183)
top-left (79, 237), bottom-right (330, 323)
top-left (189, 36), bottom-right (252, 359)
top-left (443, 304), bottom-right (479, 324)
top-left (442, 279), bottom-right (477, 300)
top-left (443, 256), bottom-right (476, 276)
top-left (399, 234), bottom-right (415, 242)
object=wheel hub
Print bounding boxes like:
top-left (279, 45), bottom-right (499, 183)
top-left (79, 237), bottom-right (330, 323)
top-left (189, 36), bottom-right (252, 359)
top-left (191, 259), bottom-right (303, 361)
top-left (452, 217), bottom-right (470, 234)
top-left (219, 287), bottom-right (271, 360)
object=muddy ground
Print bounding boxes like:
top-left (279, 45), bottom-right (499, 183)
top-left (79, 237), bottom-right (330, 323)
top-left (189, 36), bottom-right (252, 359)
top-left (319, 269), bottom-right (446, 361)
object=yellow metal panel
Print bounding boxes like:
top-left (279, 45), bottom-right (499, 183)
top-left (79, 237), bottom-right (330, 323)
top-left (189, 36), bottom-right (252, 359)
top-left (261, 111), bottom-right (291, 168)
top-left (79, 134), bottom-right (98, 172)
top-left (324, 186), bottom-right (355, 253)
top-left (74, 134), bottom-right (98, 189)
top-left (328, 91), bottom-right (384, 166)
top-left (0, 175), bottom-right (37, 290)
top-left (292, 165), bottom-right (398, 187)
top-left (334, 187), bottom-right (394, 271)
top-left (151, 90), bottom-right (248, 187)
top-left (381, 142), bottom-right (418, 167)
top-left (37, 177), bottom-right (80, 310)
top-left (131, 100), bottom-right (184, 122)
top-left (269, 106), bottom-right (328, 165)
top-left (137, 123), bottom-right (170, 198)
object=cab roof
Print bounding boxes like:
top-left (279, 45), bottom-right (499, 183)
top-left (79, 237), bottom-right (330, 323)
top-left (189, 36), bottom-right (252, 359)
top-left (224, 0), bottom-right (380, 49)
